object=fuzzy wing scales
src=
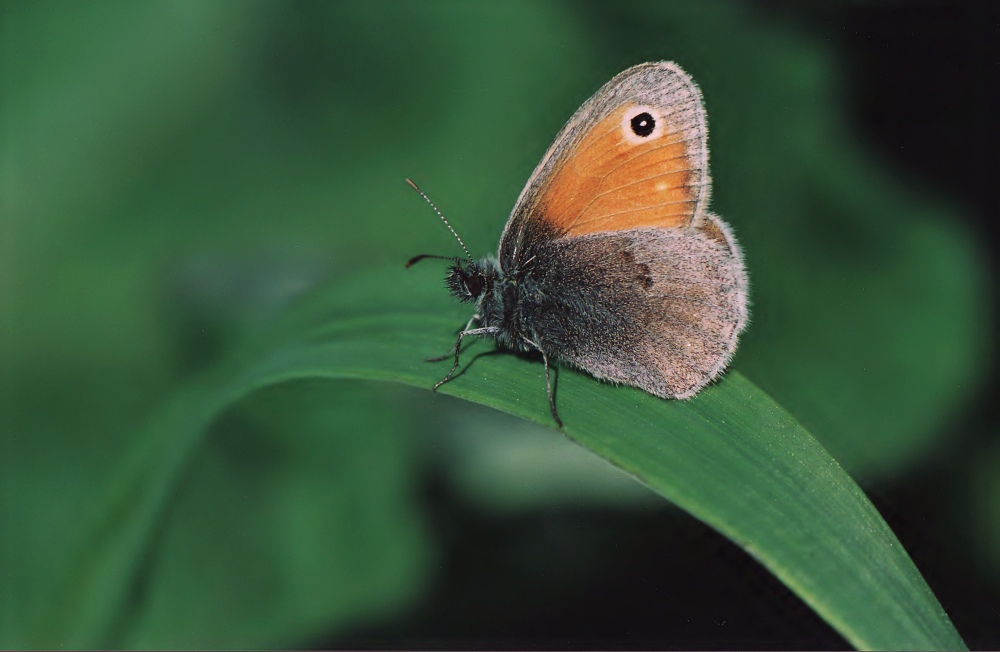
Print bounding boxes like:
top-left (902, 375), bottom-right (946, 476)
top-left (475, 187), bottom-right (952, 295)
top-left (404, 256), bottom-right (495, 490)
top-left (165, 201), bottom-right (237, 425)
top-left (522, 221), bottom-right (748, 398)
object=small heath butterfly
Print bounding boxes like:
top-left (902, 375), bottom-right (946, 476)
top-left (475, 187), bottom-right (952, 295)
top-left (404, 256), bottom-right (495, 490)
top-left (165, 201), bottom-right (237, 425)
top-left (408, 62), bottom-right (749, 427)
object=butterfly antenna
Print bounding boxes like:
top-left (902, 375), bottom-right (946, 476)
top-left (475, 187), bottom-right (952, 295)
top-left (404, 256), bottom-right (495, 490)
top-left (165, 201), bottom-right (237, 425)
top-left (405, 178), bottom-right (473, 261)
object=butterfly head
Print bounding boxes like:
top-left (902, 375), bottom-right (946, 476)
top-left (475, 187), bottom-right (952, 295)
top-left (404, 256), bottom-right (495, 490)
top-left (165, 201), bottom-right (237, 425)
top-left (444, 258), bottom-right (499, 303)
top-left (445, 258), bottom-right (499, 305)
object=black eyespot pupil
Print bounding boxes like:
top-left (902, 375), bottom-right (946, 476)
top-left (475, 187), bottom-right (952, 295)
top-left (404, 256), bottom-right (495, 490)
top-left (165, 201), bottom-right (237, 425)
top-left (630, 112), bottom-right (655, 137)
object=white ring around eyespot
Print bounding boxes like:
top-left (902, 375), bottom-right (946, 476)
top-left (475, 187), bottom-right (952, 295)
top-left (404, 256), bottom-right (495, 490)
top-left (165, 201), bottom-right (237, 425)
top-left (620, 105), bottom-right (664, 144)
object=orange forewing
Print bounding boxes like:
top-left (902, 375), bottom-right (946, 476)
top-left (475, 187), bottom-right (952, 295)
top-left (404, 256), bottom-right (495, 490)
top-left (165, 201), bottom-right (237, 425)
top-left (536, 105), bottom-right (699, 237)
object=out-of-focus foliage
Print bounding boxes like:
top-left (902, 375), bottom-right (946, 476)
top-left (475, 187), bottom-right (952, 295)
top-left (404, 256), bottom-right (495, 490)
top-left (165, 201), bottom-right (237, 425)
top-left (0, 0), bottom-right (990, 648)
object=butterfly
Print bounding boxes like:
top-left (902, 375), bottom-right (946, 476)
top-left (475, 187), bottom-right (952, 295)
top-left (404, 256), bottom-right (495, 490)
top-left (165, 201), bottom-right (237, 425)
top-left (407, 61), bottom-right (749, 427)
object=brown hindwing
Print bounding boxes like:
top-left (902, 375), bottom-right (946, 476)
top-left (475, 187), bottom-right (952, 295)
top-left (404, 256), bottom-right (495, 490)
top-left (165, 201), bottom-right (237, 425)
top-left (520, 221), bottom-right (748, 398)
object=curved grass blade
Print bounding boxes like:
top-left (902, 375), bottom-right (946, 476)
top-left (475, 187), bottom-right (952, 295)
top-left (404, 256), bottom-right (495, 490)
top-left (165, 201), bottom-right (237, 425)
top-left (43, 266), bottom-right (965, 650)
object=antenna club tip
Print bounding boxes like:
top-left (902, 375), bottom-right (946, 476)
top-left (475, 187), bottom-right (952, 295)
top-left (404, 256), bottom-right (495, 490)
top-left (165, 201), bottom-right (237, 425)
top-left (405, 178), bottom-right (419, 190)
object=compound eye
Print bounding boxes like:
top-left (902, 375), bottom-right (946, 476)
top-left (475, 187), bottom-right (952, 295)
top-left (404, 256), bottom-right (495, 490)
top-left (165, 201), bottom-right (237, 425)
top-left (464, 274), bottom-right (483, 298)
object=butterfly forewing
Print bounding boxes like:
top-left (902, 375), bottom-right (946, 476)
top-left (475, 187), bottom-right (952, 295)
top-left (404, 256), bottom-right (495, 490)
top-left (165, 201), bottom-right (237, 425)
top-left (499, 62), bottom-right (710, 265)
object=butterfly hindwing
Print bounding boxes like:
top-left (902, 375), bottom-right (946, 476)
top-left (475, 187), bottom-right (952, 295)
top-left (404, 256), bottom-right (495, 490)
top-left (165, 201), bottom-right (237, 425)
top-left (518, 215), bottom-right (747, 398)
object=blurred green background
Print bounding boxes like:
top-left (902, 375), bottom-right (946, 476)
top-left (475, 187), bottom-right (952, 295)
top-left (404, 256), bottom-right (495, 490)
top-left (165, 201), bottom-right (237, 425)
top-left (1, 1), bottom-right (997, 648)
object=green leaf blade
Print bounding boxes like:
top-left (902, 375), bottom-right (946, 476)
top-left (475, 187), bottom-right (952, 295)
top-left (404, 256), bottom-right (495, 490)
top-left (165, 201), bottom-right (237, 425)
top-left (48, 267), bottom-right (966, 649)
top-left (275, 290), bottom-right (967, 649)
top-left (307, 309), bottom-right (965, 649)
top-left (254, 267), bottom-right (971, 649)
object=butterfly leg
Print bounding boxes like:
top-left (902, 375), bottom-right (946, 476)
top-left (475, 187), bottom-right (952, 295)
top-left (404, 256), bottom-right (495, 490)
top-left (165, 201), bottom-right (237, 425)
top-left (522, 336), bottom-right (562, 428)
top-left (426, 314), bottom-right (480, 362)
top-left (432, 326), bottom-right (499, 391)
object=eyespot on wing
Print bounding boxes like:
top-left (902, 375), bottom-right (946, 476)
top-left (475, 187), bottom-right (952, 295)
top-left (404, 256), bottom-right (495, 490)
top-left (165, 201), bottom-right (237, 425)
top-left (500, 62), bottom-right (710, 257)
